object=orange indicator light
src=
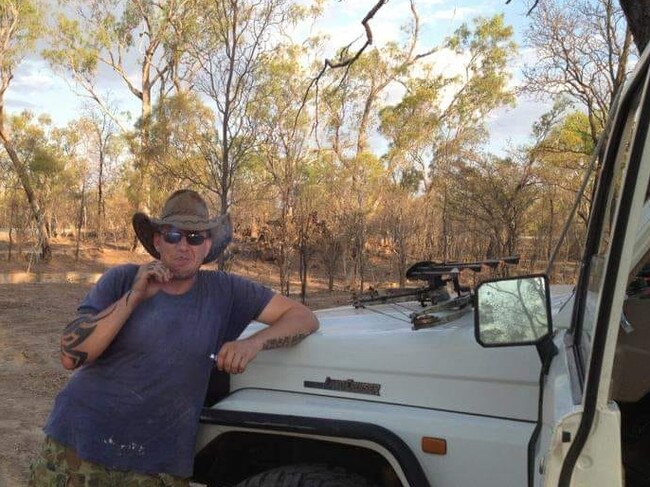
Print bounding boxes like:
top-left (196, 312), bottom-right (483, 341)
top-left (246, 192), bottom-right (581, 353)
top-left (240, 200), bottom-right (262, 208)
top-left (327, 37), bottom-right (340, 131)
top-left (421, 437), bottom-right (447, 455)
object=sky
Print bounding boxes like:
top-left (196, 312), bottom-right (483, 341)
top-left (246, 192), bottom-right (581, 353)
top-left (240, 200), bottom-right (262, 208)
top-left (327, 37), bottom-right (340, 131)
top-left (5, 0), bottom-right (548, 156)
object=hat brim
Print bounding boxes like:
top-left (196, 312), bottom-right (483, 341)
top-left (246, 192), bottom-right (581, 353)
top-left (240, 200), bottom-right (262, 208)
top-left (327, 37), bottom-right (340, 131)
top-left (132, 213), bottom-right (232, 264)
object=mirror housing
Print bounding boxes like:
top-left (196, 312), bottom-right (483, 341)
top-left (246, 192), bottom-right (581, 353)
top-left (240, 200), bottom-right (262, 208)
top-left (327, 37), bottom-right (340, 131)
top-left (474, 274), bottom-right (553, 347)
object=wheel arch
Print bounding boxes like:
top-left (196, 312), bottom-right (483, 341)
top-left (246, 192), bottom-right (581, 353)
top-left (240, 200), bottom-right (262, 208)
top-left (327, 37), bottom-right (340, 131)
top-left (194, 408), bottom-right (429, 487)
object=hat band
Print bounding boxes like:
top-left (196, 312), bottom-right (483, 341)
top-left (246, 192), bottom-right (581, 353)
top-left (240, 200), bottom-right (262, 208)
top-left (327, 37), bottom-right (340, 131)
top-left (153, 214), bottom-right (221, 232)
top-left (159, 215), bottom-right (210, 225)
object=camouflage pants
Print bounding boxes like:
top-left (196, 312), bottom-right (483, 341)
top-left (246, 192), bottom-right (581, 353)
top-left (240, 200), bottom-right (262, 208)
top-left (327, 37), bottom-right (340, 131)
top-left (29, 436), bottom-right (189, 487)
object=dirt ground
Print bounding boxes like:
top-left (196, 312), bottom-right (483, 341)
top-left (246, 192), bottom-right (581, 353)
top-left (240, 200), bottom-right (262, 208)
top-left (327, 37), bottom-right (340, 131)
top-left (0, 237), bottom-right (353, 486)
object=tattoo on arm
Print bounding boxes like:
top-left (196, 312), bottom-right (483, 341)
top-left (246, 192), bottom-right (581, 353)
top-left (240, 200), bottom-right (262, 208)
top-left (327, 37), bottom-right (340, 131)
top-left (261, 332), bottom-right (311, 350)
top-left (61, 304), bottom-right (117, 369)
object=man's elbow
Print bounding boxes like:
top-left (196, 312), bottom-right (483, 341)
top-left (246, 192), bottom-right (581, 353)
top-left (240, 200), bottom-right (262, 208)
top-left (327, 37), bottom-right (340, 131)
top-left (302, 307), bottom-right (320, 334)
top-left (60, 343), bottom-right (88, 370)
top-left (60, 353), bottom-right (77, 370)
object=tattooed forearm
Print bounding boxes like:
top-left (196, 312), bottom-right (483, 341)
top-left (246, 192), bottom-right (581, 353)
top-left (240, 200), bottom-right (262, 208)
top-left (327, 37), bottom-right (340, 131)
top-left (261, 332), bottom-right (311, 350)
top-left (61, 305), bottom-right (117, 368)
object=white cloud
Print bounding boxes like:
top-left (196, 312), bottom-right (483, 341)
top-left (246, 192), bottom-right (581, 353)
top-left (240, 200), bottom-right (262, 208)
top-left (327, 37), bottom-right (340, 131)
top-left (12, 59), bottom-right (59, 91)
top-left (427, 48), bottom-right (470, 75)
top-left (306, 0), bottom-right (435, 56)
top-left (487, 96), bottom-right (551, 154)
top-left (382, 81), bottom-right (407, 106)
top-left (5, 94), bottom-right (39, 111)
top-left (423, 6), bottom-right (482, 22)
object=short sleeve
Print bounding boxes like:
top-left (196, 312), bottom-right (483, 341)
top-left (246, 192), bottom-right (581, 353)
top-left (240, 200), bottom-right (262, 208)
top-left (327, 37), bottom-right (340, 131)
top-left (224, 274), bottom-right (275, 341)
top-left (78, 265), bottom-right (139, 315)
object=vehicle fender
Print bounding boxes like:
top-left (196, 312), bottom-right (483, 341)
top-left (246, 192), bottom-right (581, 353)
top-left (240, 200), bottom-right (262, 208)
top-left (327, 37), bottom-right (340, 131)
top-left (197, 388), bottom-right (535, 487)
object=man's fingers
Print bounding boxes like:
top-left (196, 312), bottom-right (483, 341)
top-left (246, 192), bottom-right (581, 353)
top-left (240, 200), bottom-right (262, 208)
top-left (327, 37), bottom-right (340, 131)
top-left (142, 261), bottom-right (171, 283)
top-left (233, 354), bottom-right (247, 374)
top-left (149, 268), bottom-right (169, 283)
top-left (217, 341), bottom-right (256, 374)
top-left (217, 344), bottom-right (234, 372)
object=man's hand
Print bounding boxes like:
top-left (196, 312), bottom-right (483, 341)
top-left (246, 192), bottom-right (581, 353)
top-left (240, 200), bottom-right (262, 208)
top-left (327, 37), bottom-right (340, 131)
top-left (216, 338), bottom-right (263, 374)
top-left (131, 261), bottom-right (172, 302)
top-left (215, 295), bottom-right (319, 374)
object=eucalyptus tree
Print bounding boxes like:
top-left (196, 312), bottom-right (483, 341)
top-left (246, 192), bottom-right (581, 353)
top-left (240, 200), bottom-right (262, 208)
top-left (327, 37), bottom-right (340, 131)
top-left (448, 155), bottom-right (540, 260)
top-left (6, 112), bottom-right (71, 252)
top-left (317, 0), bottom-right (437, 290)
top-left (526, 106), bottom-right (596, 276)
top-left (0, 0), bottom-right (52, 260)
top-left (249, 44), bottom-right (315, 295)
top-left (379, 14), bottom-right (517, 261)
top-left (523, 0), bottom-right (634, 146)
top-left (44, 0), bottom-right (197, 215)
top-left (147, 91), bottom-right (214, 195)
top-left (82, 109), bottom-right (121, 246)
top-left (188, 0), bottom-right (302, 216)
top-left (63, 113), bottom-right (123, 247)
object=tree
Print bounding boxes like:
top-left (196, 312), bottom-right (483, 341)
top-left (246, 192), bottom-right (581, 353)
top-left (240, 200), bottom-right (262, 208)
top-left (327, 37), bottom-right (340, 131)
top-left (380, 14), bottom-right (517, 261)
top-left (147, 92), bottom-right (215, 193)
top-left (513, 0), bottom-right (648, 55)
top-left (449, 156), bottom-right (539, 259)
top-left (0, 0), bottom-right (52, 260)
top-left (44, 0), bottom-right (196, 217)
top-left (65, 112), bottom-right (122, 247)
top-left (523, 0), bottom-right (634, 145)
top-left (188, 0), bottom-right (299, 216)
top-left (251, 45), bottom-right (315, 295)
top-left (317, 0), bottom-right (437, 290)
top-left (527, 104), bottom-right (596, 277)
top-left (618, 0), bottom-right (650, 51)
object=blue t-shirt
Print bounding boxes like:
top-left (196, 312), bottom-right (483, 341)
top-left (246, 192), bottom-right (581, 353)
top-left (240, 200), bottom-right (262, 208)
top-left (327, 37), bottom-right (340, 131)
top-left (44, 264), bottom-right (274, 478)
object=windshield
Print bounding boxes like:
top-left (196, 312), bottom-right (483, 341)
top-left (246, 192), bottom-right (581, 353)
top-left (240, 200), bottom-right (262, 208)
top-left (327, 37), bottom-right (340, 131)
top-left (576, 86), bottom-right (643, 372)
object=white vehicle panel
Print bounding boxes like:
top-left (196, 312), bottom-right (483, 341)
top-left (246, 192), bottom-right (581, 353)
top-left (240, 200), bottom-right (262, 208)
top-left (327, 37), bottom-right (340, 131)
top-left (238, 307), bottom-right (543, 421)
top-left (204, 388), bottom-right (535, 487)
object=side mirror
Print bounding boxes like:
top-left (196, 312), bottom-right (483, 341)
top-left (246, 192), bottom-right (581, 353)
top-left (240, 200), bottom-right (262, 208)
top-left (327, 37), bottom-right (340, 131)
top-left (475, 275), bottom-right (552, 347)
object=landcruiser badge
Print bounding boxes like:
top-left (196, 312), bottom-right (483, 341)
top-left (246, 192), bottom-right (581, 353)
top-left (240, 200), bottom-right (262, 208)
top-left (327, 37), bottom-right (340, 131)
top-left (304, 377), bottom-right (381, 396)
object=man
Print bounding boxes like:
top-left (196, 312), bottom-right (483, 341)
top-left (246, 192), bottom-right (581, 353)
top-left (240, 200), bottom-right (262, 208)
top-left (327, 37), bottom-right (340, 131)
top-left (30, 189), bottom-right (319, 486)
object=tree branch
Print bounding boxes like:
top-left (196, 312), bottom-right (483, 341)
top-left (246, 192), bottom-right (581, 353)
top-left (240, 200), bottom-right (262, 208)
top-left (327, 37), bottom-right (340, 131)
top-left (505, 0), bottom-right (540, 16)
top-left (294, 0), bottom-right (389, 129)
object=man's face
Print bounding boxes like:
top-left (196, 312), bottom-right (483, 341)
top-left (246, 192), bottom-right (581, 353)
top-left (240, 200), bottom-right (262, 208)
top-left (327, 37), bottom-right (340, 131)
top-left (153, 226), bottom-right (212, 280)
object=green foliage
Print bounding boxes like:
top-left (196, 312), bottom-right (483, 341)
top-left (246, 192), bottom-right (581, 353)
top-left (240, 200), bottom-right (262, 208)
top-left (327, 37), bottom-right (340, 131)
top-left (147, 91), bottom-right (214, 187)
top-left (30, 146), bottom-right (63, 175)
top-left (379, 13), bottom-right (517, 210)
top-left (42, 15), bottom-right (98, 74)
top-left (0, 0), bottom-right (43, 72)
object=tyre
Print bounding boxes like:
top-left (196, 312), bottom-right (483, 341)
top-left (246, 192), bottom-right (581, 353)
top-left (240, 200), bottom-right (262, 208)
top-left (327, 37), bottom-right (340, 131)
top-left (234, 463), bottom-right (374, 487)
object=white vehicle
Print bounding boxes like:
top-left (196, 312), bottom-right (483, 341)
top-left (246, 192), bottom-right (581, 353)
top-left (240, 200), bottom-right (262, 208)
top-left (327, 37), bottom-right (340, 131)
top-left (191, 42), bottom-right (650, 487)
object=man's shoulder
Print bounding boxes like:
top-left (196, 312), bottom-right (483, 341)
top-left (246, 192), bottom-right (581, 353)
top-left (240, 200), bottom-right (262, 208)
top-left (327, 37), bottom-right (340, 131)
top-left (107, 263), bottom-right (139, 276)
top-left (198, 270), bottom-right (268, 291)
top-left (99, 264), bottom-right (139, 284)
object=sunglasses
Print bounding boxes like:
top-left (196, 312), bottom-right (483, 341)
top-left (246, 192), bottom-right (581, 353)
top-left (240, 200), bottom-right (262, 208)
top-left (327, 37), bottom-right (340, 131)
top-left (160, 229), bottom-right (208, 246)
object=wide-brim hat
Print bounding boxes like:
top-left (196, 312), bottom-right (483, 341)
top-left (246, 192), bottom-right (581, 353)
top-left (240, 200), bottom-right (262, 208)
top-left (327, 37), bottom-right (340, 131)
top-left (132, 189), bottom-right (232, 264)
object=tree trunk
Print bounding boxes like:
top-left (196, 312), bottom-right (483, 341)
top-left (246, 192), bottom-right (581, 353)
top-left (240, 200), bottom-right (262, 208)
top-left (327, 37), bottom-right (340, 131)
top-left (8, 189), bottom-right (16, 262)
top-left (299, 243), bottom-right (308, 304)
top-left (547, 198), bottom-right (555, 260)
top-left (97, 145), bottom-right (105, 247)
top-left (0, 130), bottom-right (52, 261)
top-left (75, 181), bottom-right (86, 261)
top-left (618, 0), bottom-right (650, 52)
top-left (441, 185), bottom-right (450, 261)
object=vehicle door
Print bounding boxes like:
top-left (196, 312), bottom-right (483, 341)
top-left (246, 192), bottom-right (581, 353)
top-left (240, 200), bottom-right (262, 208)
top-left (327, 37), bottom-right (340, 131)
top-left (537, 42), bottom-right (650, 487)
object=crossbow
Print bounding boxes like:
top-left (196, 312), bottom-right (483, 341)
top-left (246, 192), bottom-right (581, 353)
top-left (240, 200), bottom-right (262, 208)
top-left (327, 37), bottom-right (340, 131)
top-left (352, 256), bottom-right (521, 329)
